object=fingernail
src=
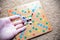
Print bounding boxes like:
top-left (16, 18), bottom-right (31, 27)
top-left (22, 21), bottom-right (25, 25)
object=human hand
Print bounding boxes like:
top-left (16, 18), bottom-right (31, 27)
top-left (0, 15), bottom-right (26, 40)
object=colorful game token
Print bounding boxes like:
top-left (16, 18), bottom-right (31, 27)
top-left (40, 18), bottom-right (42, 20)
top-left (22, 10), bottom-right (26, 13)
top-left (32, 20), bottom-right (34, 23)
top-left (24, 36), bottom-right (27, 39)
top-left (8, 9), bottom-right (12, 13)
top-left (8, 1), bottom-right (52, 40)
top-left (46, 22), bottom-right (48, 25)
top-left (29, 30), bottom-right (32, 33)
top-left (32, 9), bottom-right (35, 12)
top-left (32, 26), bottom-right (35, 29)
top-left (12, 12), bottom-right (16, 14)
top-left (35, 28), bottom-right (38, 30)
top-left (42, 30), bottom-right (45, 32)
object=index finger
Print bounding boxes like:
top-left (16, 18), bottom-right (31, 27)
top-left (9, 15), bottom-right (20, 20)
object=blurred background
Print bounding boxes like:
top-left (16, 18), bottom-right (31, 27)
top-left (0, 0), bottom-right (60, 40)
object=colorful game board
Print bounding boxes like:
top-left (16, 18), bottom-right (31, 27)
top-left (8, 1), bottom-right (52, 40)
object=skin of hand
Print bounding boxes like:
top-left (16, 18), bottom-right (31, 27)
top-left (0, 15), bottom-right (26, 40)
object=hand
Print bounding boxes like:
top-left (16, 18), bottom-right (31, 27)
top-left (0, 15), bottom-right (26, 40)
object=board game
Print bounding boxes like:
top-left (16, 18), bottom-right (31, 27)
top-left (8, 1), bottom-right (52, 40)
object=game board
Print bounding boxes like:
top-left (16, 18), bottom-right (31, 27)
top-left (8, 1), bottom-right (52, 40)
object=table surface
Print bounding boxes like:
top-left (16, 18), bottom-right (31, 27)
top-left (0, 0), bottom-right (60, 40)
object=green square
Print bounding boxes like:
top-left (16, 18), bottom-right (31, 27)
top-left (32, 20), bottom-right (34, 23)
top-left (24, 36), bottom-right (27, 39)
top-left (35, 28), bottom-right (38, 30)
top-left (29, 30), bottom-right (32, 33)
top-left (36, 15), bottom-right (39, 17)
top-left (40, 18), bottom-right (42, 20)
top-left (46, 22), bottom-right (48, 24)
top-left (42, 30), bottom-right (45, 32)
top-left (32, 26), bottom-right (35, 29)
top-left (38, 12), bottom-right (40, 15)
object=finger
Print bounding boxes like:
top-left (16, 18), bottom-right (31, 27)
top-left (9, 15), bottom-right (20, 20)
top-left (16, 26), bottom-right (26, 34)
top-left (13, 20), bottom-right (22, 26)
top-left (15, 24), bottom-right (23, 29)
